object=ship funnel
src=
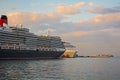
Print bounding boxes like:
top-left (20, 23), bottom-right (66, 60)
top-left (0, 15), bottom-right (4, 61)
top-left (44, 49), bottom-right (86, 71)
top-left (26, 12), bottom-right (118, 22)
top-left (0, 15), bottom-right (8, 27)
top-left (1, 15), bottom-right (8, 24)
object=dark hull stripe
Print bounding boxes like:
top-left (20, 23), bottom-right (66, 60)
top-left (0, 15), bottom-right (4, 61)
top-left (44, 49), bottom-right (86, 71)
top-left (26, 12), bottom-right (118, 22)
top-left (0, 57), bottom-right (60, 60)
top-left (0, 49), bottom-right (65, 60)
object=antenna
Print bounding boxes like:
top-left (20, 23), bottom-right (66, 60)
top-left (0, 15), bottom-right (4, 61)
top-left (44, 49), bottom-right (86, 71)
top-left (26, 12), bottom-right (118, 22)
top-left (20, 24), bottom-right (22, 28)
top-left (43, 27), bottom-right (55, 37)
top-left (46, 28), bottom-right (51, 36)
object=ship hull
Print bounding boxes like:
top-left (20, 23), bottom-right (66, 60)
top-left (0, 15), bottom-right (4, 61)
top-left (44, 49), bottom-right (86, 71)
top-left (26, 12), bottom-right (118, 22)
top-left (0, 49), bottom-right (65, 60)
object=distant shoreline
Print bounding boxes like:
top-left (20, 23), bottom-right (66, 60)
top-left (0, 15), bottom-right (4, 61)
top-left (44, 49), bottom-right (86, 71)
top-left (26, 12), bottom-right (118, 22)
top-left (77, 55), bottom-right (114, 58)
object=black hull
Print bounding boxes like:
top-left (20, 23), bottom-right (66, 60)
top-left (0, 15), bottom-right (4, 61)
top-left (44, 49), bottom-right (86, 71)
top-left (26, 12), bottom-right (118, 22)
top-left (0, 49), bottom-right (65, 60)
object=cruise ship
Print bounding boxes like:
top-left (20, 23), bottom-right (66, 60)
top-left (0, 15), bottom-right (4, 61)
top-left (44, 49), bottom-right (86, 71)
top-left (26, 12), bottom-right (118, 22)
top-left (0, 15), bottom-right (65, 59)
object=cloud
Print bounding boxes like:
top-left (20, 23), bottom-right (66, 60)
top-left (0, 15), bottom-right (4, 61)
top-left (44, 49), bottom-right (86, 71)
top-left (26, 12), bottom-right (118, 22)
top-left (61, 28), bottom-right (118, 39)
top-left (88, 2), bottom-right (103, 14)
top-left (76, 12), bottom-right (120, 29)
top-left (88, 13), bottom-right (120, 25)
top-left (100, 6), bottom-right (120, 14)
top-left (7, 12), bottom-right (66, 26)
top-left (88, 2), bottom-right (120, 14)
top-left (7, 10), bottom-right (120, 35)
top-left (36, 28), bottom-right (56, 35)
top-left (98, 29), bottom-right (116, 33)
top-left (6, 2), bottom-right (86, 26)
top-left (88, 2), bottom-right (94, 7)
top-left (6, 2), bottom-right (120, 37)
top-left (61, 31), bottom-right (93, 39)
top-left (56, 2), bottom-right (85, 15)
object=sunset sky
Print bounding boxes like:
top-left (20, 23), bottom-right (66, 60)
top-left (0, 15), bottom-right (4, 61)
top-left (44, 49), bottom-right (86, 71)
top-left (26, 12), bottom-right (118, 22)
top-left (0, 0), bottom-right (120, 56)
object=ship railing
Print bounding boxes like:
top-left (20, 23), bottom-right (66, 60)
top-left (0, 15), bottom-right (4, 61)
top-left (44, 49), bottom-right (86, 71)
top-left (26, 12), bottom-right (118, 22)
top-left (0, 43), bottom-right (29, 50)
top-left (10, 26), bottom-right (29, 33)
top-left (56, 48), bottom-right (66, 52)
top-left (0, 25), bottom-right (12, 32)
top-left (37, 47), bottom-right (54, 51)
top-left (0, 43), bottom-right (7, 49)
top-left (0, 43), bottom-right (14, 49)
top-left (0, 27), bottom-right (4, 31)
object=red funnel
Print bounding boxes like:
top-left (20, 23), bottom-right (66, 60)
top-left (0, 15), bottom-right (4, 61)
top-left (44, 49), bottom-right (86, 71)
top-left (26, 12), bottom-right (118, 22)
top-left (0, 15), bottom-right (8, 27)
top-left (0, 18), bottom-right (3, 27)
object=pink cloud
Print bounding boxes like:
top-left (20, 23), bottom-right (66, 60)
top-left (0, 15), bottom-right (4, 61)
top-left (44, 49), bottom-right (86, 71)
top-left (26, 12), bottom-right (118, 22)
top-left (56, 2), bottom-right (85, 15)
top-left (7, 12), bottom-right (66, 26)
top-left (98, 29), bottom-right (116, 33)
top-left (88, 2), bottom-right (120, 14)
top-left (75, 13), bottom-right (120, 25)
top-left (61, 28), bottom-right (119, 40)
top-left (88, 2), bottom-right (94, 7)
top-left (90, 13), bottom-right (120, 24)
top-left (88, 2), bottom-right (103, 13)
top-left (61, 31), bottom-right (93, 39)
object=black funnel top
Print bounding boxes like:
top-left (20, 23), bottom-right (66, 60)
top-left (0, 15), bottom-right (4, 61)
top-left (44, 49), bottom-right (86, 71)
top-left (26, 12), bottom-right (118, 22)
top-left (1, 15), bottom-right (7, 19)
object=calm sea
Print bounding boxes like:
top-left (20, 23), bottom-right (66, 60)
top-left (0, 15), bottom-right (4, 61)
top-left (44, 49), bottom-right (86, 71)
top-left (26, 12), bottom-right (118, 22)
top-left (0, 57), bottom-right (120, 80)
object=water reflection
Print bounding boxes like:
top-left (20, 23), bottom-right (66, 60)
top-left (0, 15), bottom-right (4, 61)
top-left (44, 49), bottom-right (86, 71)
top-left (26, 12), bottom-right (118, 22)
top-left (61, 58), bottom-right (120, 80)
top-left (0, 60), bottom-right (65, 80)
top-left (0, 57), bottom-right (120, 80)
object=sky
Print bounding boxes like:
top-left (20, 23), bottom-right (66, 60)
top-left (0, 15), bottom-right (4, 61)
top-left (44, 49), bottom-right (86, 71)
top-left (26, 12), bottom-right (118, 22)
top-left (0, 0), bottom-right (120, 56)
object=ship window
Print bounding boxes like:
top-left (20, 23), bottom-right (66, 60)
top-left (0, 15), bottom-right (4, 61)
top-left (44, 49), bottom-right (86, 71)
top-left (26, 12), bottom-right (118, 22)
top-left (2, 46), bottom-right (8, 49)
top-left (9, 47), bottom-right (14, 49)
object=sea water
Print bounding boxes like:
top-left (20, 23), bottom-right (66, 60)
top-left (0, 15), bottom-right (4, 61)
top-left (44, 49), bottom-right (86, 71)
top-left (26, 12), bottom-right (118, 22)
top-left (0, 57), bottom-right (120, 80)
